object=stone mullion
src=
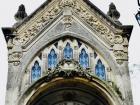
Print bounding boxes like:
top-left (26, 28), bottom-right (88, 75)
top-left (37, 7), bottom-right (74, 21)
top-left (26, 68), bottom-right (30, 88)
top-left (42, 53), bottom-right (48, 76)
top-left (90, 53), bottom-right (94, 73)
top-left (58, 46), bottom-right (63, 62)
top-left (106, 67), bottom-right (112, 82)
top-left (74, 46), bottom-right (78, 61)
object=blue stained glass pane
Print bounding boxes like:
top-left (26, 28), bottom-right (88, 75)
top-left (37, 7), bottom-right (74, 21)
top-left (64, 43), bottom-right (73, 60)
top-left (95, 59), bottom-right (106, 80)
top-left (31, 61), bottom-right (41, 82)
top-left (48, 49), bottom-right (57, 69)
top-left (79, 49), bottom-right (89, 69)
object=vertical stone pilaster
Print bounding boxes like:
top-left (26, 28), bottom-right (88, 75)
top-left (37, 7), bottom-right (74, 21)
top-left (90, 53), bottom-right (94, 72)
top-left (74, 46), bottom-right (78, 61)
top-left (106, 67), bottom-right (112, 82)
top-left (7, 63), bottom-right (21, 105)
top-left (42, 52), bottom-right (47, 75)
top-left (58, 46), bottom-right (63, 62)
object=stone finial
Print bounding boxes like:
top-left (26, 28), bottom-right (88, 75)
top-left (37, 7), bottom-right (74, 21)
top-left (107, 3), bottom-right (121, 25)
top-left (14, 4), bottom-right (27, 22)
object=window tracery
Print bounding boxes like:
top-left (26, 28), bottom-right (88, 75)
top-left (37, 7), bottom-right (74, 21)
top-left (63, 43), bottom-right (73, 60)
top-left (79, 49), bottom-right (89, 69)
top-left (48, 49), bottom-right (57, 69)
top-left (29, 38), bottom-right (109, 82)
top-left (31, 61), bottom-right (41, 82)
top-left (95, 59), bottom-right (106, 80)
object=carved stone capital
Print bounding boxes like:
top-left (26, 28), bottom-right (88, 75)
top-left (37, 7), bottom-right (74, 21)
top-left (113, 50), bottom-right (127, 65)
top-left (10, 52), bottom-right (22, 66)
top-left (9, 42), bottom-right (23, 66)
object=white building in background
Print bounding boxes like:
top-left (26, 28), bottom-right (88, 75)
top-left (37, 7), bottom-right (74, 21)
top-left (129, 64), bottom-right (140, 105)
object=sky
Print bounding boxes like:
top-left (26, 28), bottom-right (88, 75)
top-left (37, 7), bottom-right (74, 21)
top-left (0, 0), bottom-right (140, 105)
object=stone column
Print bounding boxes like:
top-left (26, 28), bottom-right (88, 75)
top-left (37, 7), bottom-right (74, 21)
top-left (6, 42), bottom-right (23, 105)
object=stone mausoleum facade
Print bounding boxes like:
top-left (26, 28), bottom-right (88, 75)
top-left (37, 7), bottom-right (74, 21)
top-left (2, 0), bottom-right (133, 105)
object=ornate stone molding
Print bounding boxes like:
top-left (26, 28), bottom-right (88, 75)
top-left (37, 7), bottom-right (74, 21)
top-left (14, 0), bottom-right (122, 45)
top-left (73, 2), bottom-right (115, 45)
top-left (14, 2), bottom-right (62, 45)
top-left (47, 59), bottom-right (90, 73)
top-left (114, 35), bottom-right (124, 44)
top-left (13, 0), bottom-right (125, 52)
top-left (59, 0), bottom-right (76, 8)
top-left (8, 41), bottom-right (23, 66)
top-left (113, 50), bottom-right (127, 65)
top-left (9, 51), bottom-right (22, 66)
top-left (46, 59), bottom-right (96, 81)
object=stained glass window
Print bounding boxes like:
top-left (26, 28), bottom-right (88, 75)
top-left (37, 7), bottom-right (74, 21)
top-left (64, 43), bottom-right (73, 60)
top-left (95, 59), bottom-right (106, 80)
top-left (31, 61), bottom-right (41, 82)
top-left (79, 49), bottom-right (89, 69)
top-left (48, 49), bottom-right (57, 69)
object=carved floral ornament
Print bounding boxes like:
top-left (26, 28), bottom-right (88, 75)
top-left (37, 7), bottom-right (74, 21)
top-left (11, 0), bottom-right (127, 64)
top-left (13, 0), bottom-right (124, 46)
top-left (46, 59), bottom-right (94, 80)
top-left (59, 0), bottom-right (76, 8)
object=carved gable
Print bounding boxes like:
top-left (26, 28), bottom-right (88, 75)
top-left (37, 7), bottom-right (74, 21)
top-left (2, 1), bottom-right (133, 105)
top-left (10, 0), bottom-right (131, 46)
top-left (3, 0), bottom-right (131, 65)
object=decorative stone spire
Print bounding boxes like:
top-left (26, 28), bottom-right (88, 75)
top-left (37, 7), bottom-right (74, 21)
top-left (14, 4), bottom-right (27, 22)
top-left (107, 3), bottom-right (122, 25)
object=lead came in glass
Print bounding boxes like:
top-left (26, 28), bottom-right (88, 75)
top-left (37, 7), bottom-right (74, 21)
top-left (48, 49), bottom-right (57, 69)
top-left (95, 59), bottom-right (106, 80)
top-left (31, 61), bottom-right (41, 82)
top-left (79, 49), bottom-right (89, 69)
top-left (64, 43), bottom-right (73, 60)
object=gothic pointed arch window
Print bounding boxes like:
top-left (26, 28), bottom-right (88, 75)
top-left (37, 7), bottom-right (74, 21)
top-left (95, 59), bottom-right (106, 80)
top-left (31, 61), bottom-right (41, 82)
top-left (79, 49), bottom-right (89, 69)
top-left (63, 42), bottom-right (73, 60)
top-left (48, 49), bottom-right (57, 69)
